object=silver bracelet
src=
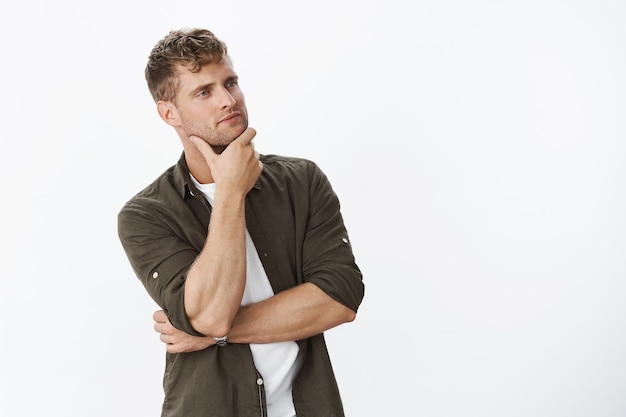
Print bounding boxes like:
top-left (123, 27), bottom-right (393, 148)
top-left (213, 335), bottom-right (228, 347)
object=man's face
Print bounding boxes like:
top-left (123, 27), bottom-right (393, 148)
top-left (171, 59), bottom-right (248, 149)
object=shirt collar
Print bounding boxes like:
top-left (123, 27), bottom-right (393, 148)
top-left (172, 151), bottom-right (262, 199)
top-left (172, 152), bottom-right (196, 199)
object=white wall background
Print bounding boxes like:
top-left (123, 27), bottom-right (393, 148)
top-left (1, 1), bottom-right (625, 416)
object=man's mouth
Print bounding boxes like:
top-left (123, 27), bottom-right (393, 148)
top-left (218, 112), bottom-right (240, 124)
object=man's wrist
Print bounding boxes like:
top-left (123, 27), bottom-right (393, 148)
top-left (213, 335), bottom-right (228, 347)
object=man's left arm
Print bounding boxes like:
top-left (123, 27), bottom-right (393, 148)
top-left (154, 282), bottom-right (354, 352)
top-left (230, 281), bottom-right (355, 343)
top-left (231, 160), bottom-right (363, 343)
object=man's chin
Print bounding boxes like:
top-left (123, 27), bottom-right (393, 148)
top-left (231, 123), bottom-right (248, 139)
top-left (213, 124), bottom-right (248, 154)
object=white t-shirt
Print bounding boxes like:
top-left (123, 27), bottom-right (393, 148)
top-left (191, 177), bottom-right (302, 417)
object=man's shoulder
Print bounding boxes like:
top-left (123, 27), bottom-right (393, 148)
top-left (257, 154), bottom-right (334, 198)
top-left (261, 153), bottom-right (313, 164)
top-left (119, 164), bottom-right (179, 214)
top-left (260, 154), bottom-right (321, 175)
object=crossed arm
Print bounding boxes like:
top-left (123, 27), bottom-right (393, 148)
top-left (154, 282), bottom-right (356, 353)
top-left (155, 128), bottom-right (356, 353)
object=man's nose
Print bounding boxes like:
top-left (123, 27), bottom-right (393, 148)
top-left (216, 87), bottom-right (236, 108)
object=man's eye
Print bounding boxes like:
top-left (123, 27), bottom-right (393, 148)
top-left (198, 90), bottom-right (208, 97)
top-left (226, 81), bottom-right (238, 88)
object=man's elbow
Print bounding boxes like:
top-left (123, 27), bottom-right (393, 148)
top-left (340, 304), bottom-right (357, 324)
top-left (187, 311), bottom-right (233, 338)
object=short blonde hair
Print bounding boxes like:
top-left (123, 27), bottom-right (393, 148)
top-left (145, 28), bottom-right (228, 103)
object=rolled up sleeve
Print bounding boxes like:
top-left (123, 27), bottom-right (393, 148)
top-left (301, 163), bottom-right (365, 313)
top-left (117, 200), bottom-right (204, 336)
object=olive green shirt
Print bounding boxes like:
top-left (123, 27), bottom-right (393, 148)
top-left (118, 153), bottom-right (364, 417)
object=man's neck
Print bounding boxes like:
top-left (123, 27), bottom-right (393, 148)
top-left (183, 145), bottom-right (215, 184)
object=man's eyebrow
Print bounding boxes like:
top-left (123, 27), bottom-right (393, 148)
top-left (189, 83), bottom-right (213, 97)
top-left (188, 75), bottom-right (238, 97)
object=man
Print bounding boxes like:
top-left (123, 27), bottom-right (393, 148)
top-left (118, 28), bottom-right (364, 417)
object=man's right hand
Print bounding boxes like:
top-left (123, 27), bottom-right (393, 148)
top-left (189, 127), bottom-right (262, 195)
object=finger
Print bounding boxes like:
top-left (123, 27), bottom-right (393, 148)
top-left (189, 135), bottom-right (218, 162)
top-left (153, 310), bottom-right (167, 323)
top-left (166, 343), bottom-right (182, 354)
top-left (233, 127), bottom-right (257, 146)
top-left (154, 322), bottom-right (170, 334)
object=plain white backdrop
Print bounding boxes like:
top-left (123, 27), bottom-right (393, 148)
top-left (1, 1), bottom-right (625, 416)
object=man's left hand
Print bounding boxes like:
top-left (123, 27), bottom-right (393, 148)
top-left (153, 310), bottom-right (215, 353)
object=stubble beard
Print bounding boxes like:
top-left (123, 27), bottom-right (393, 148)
top-left (182, 117), bottom-right (248, 155)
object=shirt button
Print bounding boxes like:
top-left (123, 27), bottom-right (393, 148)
top-left (256, 378), bottom-right (264, 386)
top-left (342, 238), bottom-right (349, 244)
top-left (152, 272), bottom-right (159, 279)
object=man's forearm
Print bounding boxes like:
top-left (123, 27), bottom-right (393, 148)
top-left (184, 192), bottom-right (247, 337)
top-left (154, 282), bottom-right (356, 353)
top-left (228, 282), bottom-right (356, 344)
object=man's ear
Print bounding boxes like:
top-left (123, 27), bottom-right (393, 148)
top-left (157, 100), bottom-right (181, 127)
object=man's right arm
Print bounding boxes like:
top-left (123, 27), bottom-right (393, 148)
top-left (182, 128), bottom-right (262, 337)
top-left (118, 128), bottom-right (261, 339)
top-left (182, 183), bottom-right (248, 337)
